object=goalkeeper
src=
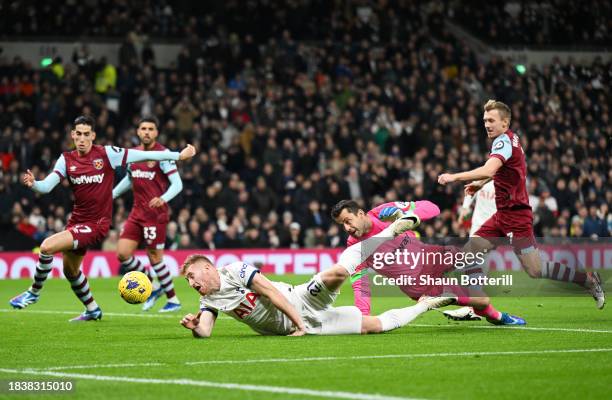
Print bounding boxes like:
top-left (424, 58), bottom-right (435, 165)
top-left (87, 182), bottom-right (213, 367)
top-left (331, 200), bottom-right (526, 326)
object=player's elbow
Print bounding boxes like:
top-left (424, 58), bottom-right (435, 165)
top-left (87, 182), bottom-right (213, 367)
top-left (329, 265), bottom-right (350, 281)
top-left (193, 328), bottom-right (212, 338)
top-left (174, 179), bottom-right (183, 193)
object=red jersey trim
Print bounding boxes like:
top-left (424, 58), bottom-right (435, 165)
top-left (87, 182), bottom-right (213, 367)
top-left (490, 153), bottom-right (506, 163)
top-left (165, 169), bottom-right (178, 176)
top-left (53, 170), bottom-right (64, 179)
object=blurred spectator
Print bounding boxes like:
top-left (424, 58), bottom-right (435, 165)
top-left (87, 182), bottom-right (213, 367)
top-left (583, 205), bottom-right (609, 238)
top-left (102, 230), bottom-right (119, 251)
top-left (450, 0), bottom-right (612, 47)
top-left (0, 0), bottom-right (609, 251)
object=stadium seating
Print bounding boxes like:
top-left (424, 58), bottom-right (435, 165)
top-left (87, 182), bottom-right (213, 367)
top-left (0, 1), bottom-right (609, 250)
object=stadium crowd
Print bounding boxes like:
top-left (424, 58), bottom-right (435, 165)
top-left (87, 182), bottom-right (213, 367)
top-left (0, 1), bottom-right (610, 251)
top-left (2, 0), bottom-right (610, 48)
top-left (449, 0), bottom-right (612, 48)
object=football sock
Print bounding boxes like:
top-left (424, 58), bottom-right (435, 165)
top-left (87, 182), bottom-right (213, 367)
top-left (120, 256), bottom-right (154, 283)
top-left (377, 302), bottom-right (429, 332)
top-left (151, 262), bottom-right (177, 300)
top-left (29, 253), bottom-right (53, 294)
top-left (67, 271), bottom-right (98, 311)
top-left (473, 304), bottom-right (502, 320)
top-left (541, 261), bottom-right (587, 286)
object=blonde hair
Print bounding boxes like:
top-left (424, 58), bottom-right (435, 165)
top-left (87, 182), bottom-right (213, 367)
top-left (181, 254), bottom-right (213, 274)
top-left (484, 99), bottom-right (511, 122)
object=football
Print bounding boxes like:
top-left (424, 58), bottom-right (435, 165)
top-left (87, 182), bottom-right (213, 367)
top-left (118, 271), bottom-right (153, 304)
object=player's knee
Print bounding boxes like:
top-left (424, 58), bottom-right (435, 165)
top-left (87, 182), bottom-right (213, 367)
top-left (39, 240), bottom-right (54, 255)
top-left (361, 316), bottom-right (382, 334)
top-left (117, 249), bottom-right (131, 262)
top-left (466, 237), bottom-right (493, 253)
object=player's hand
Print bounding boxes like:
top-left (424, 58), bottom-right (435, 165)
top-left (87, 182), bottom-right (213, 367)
top-left (464, 181), bottom-right (483, 196)
top-left (457, 207), bottom-right (470, 223)
top-left (149, 197), bottom-right (166, 208)
top-left (437, 173), bottom-right (455, 185)
top-left (180, 312), bottom-right (201, 330)
top-left (288, 326), bottom-right (306, 336)
top-left (378, 206), bottom-right (403, 222)
top-left (22, 169), bottom-right (35, 187)
top-left (178, 144), bottom-right (196, 161)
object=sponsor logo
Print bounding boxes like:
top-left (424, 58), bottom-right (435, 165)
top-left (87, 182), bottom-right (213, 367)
top-left (69, 173), bottom-right (105, 185)
top-left (239, 263), bottom-right (249, 278)
top-left (93, 158), bottom-right (104, 170)
top-left (131, 169), bottom-right (156, 180)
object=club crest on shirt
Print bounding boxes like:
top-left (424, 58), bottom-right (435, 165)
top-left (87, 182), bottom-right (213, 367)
top-left (147, 161), bottom-right (156, 168)
top-left (93, 158), bottom-right (104, 170)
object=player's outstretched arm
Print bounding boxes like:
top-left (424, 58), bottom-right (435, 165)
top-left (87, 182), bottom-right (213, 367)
top-left (112, 174), bottom-right (132, 200)
top-left (374, 200), bottom-right (440, 223)
top-left (181, 310), bottom-right (216, 338)
top-left (249, 273), bottom-right (307, 336)
top-left (105, 145), bottom-right (197, 169)
top-left (438, 158), bottom-right (503, 185)
top-left (25, 156), bottom-right (66, 194)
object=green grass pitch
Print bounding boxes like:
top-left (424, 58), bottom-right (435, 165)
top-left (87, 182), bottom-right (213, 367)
top-left (0, 275), bottom-right (610, 400)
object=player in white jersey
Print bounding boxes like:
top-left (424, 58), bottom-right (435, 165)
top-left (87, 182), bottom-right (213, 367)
top-left (180, 216), bottom-right (454, 337)
top-left (180, 256), bottom-right (452, 337)
top-left (458, 180), bottom-right (496, 236)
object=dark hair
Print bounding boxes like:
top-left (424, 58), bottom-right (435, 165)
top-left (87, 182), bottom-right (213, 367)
top-left (72, 115), bottom-right (95, 130)
top-left (331, 200), bottom-right (362, 219)
top-left (138, 115), bottom-right (159, 129)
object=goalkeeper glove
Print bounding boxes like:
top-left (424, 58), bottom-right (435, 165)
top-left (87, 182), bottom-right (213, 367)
top-left (378, 206), bottom-right (404, 222)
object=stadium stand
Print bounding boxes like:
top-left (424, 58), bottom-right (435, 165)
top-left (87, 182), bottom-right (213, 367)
top-left (0, 0), bottom-right (609, 251)
top-left (449, 0), bottom-right (611, 48)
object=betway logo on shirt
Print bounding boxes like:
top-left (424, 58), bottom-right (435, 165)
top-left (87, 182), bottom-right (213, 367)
top-left (131, 170), bottom-right (156, 180)
top-left (70, 173), bottom-right (105, 185)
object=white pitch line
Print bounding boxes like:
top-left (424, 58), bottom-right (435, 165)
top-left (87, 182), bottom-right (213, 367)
top-left (0, 368), bottom-right (423, 400)
top-left (410, 323), bottom-right (612, 334)
top-left (41, 363), bottom-right (165, 371)
top-left (24, 348), bottom-right (612, 372)
top-left (0, 308), bottom-right (178, 319)
top-left (185, 348), bottom-right (612, 365)
top-left (3, 308), bottom-right (612, 334)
